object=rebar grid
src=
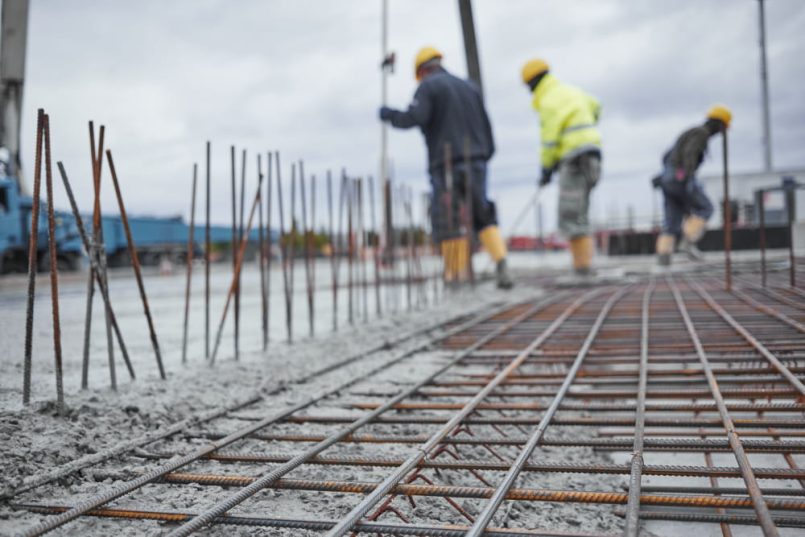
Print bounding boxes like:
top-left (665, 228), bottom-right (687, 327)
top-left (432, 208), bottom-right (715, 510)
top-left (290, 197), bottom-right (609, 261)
top-left (8, 269), bottom-right (805, 537)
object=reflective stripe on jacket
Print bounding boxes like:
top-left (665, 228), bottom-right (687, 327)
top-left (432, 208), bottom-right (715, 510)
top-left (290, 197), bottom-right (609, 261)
top-left (531, 74), bottom-right (601, 169)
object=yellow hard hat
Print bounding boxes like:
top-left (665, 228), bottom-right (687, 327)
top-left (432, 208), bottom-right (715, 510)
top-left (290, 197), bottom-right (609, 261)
top-left (415, 46), bottom-right (443, 80)
top-left (707, 105), bottom-right (732, 127)
top-left (521, 58), bottom-right (550, 84)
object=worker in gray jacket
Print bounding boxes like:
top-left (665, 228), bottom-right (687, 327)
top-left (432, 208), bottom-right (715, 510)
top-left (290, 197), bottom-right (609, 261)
top-left (653, 105), bottom-right (732, 265)
top-left (379, 46), bottom-right (512, 289)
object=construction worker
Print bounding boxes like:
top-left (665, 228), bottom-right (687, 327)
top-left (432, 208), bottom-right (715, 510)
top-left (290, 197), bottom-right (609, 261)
top-left (379, 46), bottom-right (513, 289)
top-left (521, 59), bottom-right (602, 276)
top-left (653, 105), bottom-right (731, 266)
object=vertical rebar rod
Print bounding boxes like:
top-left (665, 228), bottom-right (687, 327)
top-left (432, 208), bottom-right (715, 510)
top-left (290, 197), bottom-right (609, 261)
top-left (236, 148), bottom-right (246, 360)
top-left (404, 187), bottom-right (412, 311)
top-left (758, 0), bottom-right (772, 172)
top-left (347, 177), bottom-right (354, 325)
top-left (443, 144), bottom-right (453, 283)
top-left (463, 136), bottom-right (475, 286)
top-left (358, 178), bottom-right (368, 322)
top-left (336, 171), bottom-right (349, 329)
top-left (258, 153), bottom-right (267, 351)
top-left (277, 152), bottom-right (292, 344)
top-left (368, 175), bottom-right (381, 317)
top-left (181, 164), bottom-right (197, 364)
top-left (106, 150), bottom-right (166, 380)
top-left (210, 180), bottom-right (262, 364)
top-left (382, 178), bottom-right (393, 312)
top-left (289, 163), bottom-right (297, 342)
top-left (311, 173), bottom-right (317, 329)
top-left (785, 186), bottom-right (796, 288)
top-left (266, 152), bottom-right (273, 346)
top-left (205, 141), bottom-right (211, 359)
top-left (230, 146), bottom-right (237, 359)
top-left (757, 190), bottom-right (767, 287)
top-left (90, 123), bottom-right (120, 387)
top-left (42, 115), bottom-right (64, 413)
top-left (80, 258), bottom-right (94, 388)
top-left (300, 165), bottom-right (314, 337)
top-left (722, 130), bottom-right (732, 292)
top-left (22, 109), bottom-right (44, 405)
top-left (327, 171), bottom-right (338, 330)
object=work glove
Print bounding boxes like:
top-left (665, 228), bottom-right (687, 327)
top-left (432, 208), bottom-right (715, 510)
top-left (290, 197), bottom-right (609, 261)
top-left (379, 106), bottom-right (394, 122)
top-left (539, 166), bottom-right (554, 187)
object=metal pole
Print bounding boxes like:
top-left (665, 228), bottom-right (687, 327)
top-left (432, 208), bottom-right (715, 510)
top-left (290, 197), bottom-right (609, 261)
top-left (458, 0), bottom-right (483, 97)
top-left (80, 256), bottom-right (94, 388)
top-left (22, 108), bottom-right (44, 405)
top-left (758, 0), bottom-right (772, 172)
top-left (106, 150), bottom-right (166, 380)
top-left (181, 164), bottom-right (197, 363)
top-left (205, 141), bottom-right (211, 360)
top-left (722, 129), bottom-right (732, 292)
top-left (42, 114), bottom-right (64, 413)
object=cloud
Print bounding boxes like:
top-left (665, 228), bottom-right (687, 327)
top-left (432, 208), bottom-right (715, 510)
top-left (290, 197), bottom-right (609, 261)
top-left (17, 0), bottom-right (805, 235)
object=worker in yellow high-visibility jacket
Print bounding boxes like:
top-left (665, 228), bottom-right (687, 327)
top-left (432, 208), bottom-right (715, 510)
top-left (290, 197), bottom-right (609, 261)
top-left (521, 58), bottom-right (602, 275)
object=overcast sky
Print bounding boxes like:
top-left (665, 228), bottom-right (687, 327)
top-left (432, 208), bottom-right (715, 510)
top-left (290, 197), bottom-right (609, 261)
top-left (19, 0), bottom-right (805, 234)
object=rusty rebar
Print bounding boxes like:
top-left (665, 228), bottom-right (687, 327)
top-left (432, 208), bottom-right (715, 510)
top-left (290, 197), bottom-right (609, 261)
top-left (22, 108), bottom-right (44, 405)
top-left (276, 154), bottom-right (292, 343)
top-left (368, 175), bottom-right (382, 316)
top-left (757, 189), bottom-right (767, 287)
top-left (722, 129), bottom-right (732, 291)
top-left (236, 148), bottom-right (246, 360)
top-left (624, 281), bottom-right (654, 537)
top-left (210, 176), bottom-right (262, 364)
top-left (106, 150), bottom-right (166, 379)
top-left (257, 153), bottom-right (267, 351)
top-left (357, 177), bottom-right (369, 321)
top-left (300, 164), bottom-right (314, 337)
top-left (463, 135), bottom-right (475, 286)
top-left (265, 152), bottom-right (274, 347)
top-left (346, 176), bottom-right (354, 325)
top-left (42, 114), bottom-right (64, 413)
top-left (204, 141), bottom-right (211, 359)
top-left (229, 146), bottom-right (237, 359)
top-left (89, 122), bottom-right (118, 389)
top-left (668, 275), bottom-right (778, 536)
top-left (327, 170), bottom-right (338, 331)
top-left (181, 164), bottom-right (197, 364)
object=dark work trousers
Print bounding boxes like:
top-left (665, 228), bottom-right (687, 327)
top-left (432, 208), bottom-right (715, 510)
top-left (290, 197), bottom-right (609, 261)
top-left (659, 167), bottom-right (714, 236)
top-left (429, 159), bottom-right (497, 243)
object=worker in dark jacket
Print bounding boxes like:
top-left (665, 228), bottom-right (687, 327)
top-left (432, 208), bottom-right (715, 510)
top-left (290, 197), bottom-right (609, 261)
top-left (653, 105), bottom-right (731, 266)
top-left (379, 46), bottom-right (512, 289)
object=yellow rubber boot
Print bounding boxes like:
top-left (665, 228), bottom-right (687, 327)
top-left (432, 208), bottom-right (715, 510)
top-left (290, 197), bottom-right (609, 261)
top-left (479, 225), bottom-right (513, 289)
top-left (478, 225), bottom-right (507, 263)
top-left (682, 215), bottom-right (706, 243)
top-left (655, 233), bottom-right (675, 266)
top-left (440, 238), bottom-right (470, 282)
top-left (680, 215), bottom-right (706, 261)
top-left (569, 236), bottom-right (594, 275)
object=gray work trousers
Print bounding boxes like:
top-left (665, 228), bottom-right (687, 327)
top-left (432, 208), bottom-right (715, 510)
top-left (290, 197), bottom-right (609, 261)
top-left (558, 151), bottom-right (601, 238)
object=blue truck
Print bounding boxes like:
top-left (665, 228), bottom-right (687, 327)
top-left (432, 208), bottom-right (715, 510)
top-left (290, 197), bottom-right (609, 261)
top-left (0, 174), bottom-right (268, 274)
